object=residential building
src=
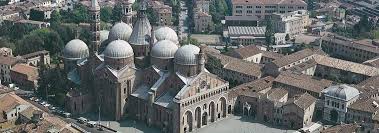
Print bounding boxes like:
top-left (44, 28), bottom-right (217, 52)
top-left (321, 34), bottom-right (379, 63)
top-left (15, 20), bottom-right (50, 29)
top-left (225, 45), bottom-right (284, 64)
top-left (30, 6), bottom-right (52, 20)
top-left (10, 64), bottom-right (39, 91)
top-left (226, 26), bottom-right (286, 45)
top-left (231, 0), bottom-right (307, 20)
top-left (263, 48), bottom-right (326, 76)
top-left (0, 47), bottom-right (12, 57)
top-left (195, 0), bottom-right (210, 13)
top-left (273, 71), bottom-right (333, 98)
top-left (21, 50), bottom-right (50, 67)
top-left (194, 11), bottom-right (213, 33)
top-left (205, 51), bottom-right (262, 85)
top-left (0, 56), bottom-right (23, 84)
top-left (272, 10), bottom-right (310, 38)
top-left (0, 91), bottom-right (30, 130)
top-left (149, 0), bottom-right (172, 26)
top-left (282, 93), bottom-right (316, 129)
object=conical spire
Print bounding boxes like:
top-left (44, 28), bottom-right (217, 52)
top-left (91, 0), bottom-right (100, 11)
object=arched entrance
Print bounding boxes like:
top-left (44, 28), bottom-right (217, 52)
top-left (330, 110), bottom-right (338, 122)
top-left (202, 112), bottom-right (208, 126)
top-left (183, 111), bottom-right (193, 132)
top-left (195, 107), bottom-right (201, 128)
top-left (209, 102), bottom-right (215, 122)
top-left (219, 97), bottom-right (227, 117)
top-left (243, 107), bottom-right (249, 116)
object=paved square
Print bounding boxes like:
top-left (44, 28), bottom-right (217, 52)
top-left (94, 115), bottom-right (294, 133)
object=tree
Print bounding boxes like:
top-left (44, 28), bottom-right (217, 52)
top-left (101, 6), bottom-right (113, 23)
top-left (112, 4), bottom-right (123, 23)
top-left (146, 7), bottom-right (159, 25)
top-left (0, 38), bottom-right (16, 50)
top-left (285, 34), bottom-right (290, 41)
top-left (50, 10), bottom-right (62, 26)
top-left (15, 28), bottom-right (64, 55)
top-left (30, 9), bottom-right (45, 21)
top-left (265, 19), bottom-right (274, 49)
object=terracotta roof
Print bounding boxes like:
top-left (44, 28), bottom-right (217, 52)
top-left (19, 107), bottom-right (36, 120)
top-left (21, 50), bottom-right (49, 59)
top-left (348, 98), bottom-right (379, 113)
top-left (267, 88), bottom-right (288, 102)
top-left (321, 124), bottom-right (359, 133)
top-left (288, 59), bottom-right (317, 72)
top-left (272, 48), bottom-right (325, 67)
top-left (11, 64), bottom-right (39, 81)
top-left (286, 93), bottom-right (316, 109)
top-left (314, 55), bottom-right (379, 76)
top-left (262, 51), bottom-right (284, 60)
top-left (229, 76), bottom-right (275, 98)
top-left (0, 56), bottom-right (21, 66)
top-left (274, 71), bottom-right (333, 94)
top-left (226, 45), bottom-right (263, 59)
top-left (0, 94), bottom-right (22, 112)
top-left (207, 52), bottom-right (262, 77)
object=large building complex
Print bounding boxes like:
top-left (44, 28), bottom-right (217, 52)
top-left (272, 10), bottom-right (310, 38)
top-left (62, 0), bottom-right (233, 133)
top-left (231, 0), bottom-right (307, 20)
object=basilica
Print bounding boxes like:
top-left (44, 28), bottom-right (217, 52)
top-left (61, 0), bottom-right (233, 132)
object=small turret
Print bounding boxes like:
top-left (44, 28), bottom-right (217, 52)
top-left (197, 45), bottom-right (205, 74)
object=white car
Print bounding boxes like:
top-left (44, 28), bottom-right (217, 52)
top-left (49, 106), bottom-right (56, 110)
top-left (43, 104), bottom-right (51, 107)
top-left (39, 101), bottom-right (47, 105)
top-left (34, 99), bottom-right (41, 102)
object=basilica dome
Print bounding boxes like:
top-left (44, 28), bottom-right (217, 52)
top-left (151, 40), bottom-right (179, 59)
top-left (324, 84), bottom-right (360, 101)
top-left (63, 39), bottom-right (89, 60)
top-left (174, 44), bottom-right (200, 65)
top-left (103, 40), bottom-right (134, 58)
top-left (154, 27), bottom-right (179, 44)
top-left (108, 22), bottom-right (133, 41)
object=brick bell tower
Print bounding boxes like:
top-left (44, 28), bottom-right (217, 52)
top-left (89, 0), bottom-right (101, 56)
top-left (121, 0), bottom-right (134, 27)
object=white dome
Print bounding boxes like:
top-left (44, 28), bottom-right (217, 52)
top-left (108, 22), bottom-right (133, 41)
top-left (174, 44), bottom-right (200, 65)
top-left (63, 39), bottom-right (89, 60)
top-left (324, 84), bottom-right (360, 101)
top-left (151, 40), bottom-right (179, 59)
top-left (103, 40), bottom-right (134, 58)
top-left (154, 27), bottom-right (179, 44)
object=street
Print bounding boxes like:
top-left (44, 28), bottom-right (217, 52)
top-left (178, 1), bottom-right (189, 41)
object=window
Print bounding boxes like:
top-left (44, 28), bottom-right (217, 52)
top-left (247, 6), bottom-right (253, 8)
top-left (256, 10), bottom-right (261, 13)
top-left (236, 6), bottom-right (243, 8)
top-left (247, 10), bottom-right (253, 13)
top-left (236, 10), bottom-right (242, 13)
top-left (256, 6), bottom-right (261, 8)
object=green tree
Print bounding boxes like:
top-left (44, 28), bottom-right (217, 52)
top-left (265, 19), bottom-right (274, 49)
top-left (0, 38), bottom-right (16, 50)
top-left (50, 10), bottom-right (62, 26)
top-left (30, 9), bottom-right (45, 21)
top-left (147, 7), bottom-right (159, 25)
top-left (101, 6), bottom-right (113, 23)
top-left (61, 4), bottom-right (89, 23)
top-left (15, 28), bottom-right (64, 55)
top-left (112, 4), bottom-right (123, 23)
top-left (285, 34), bottom-right (290, 41)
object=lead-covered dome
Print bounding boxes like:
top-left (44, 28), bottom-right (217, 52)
top-left (154, 27), bottom-right (179, 44)
top-left (324, 84), bottom-right (360, 101)
top-left (108, 22), bottom-right (133, 41)
top-left (174, 44), bottom-right (200, 65)
top-left (103, 40), bottom-right (134, 58)
top-left (151, 40), bottom-right (179, 59)
top-left (63, 39), bottom-right (89, 60)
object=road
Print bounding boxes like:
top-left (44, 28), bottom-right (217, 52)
top-left (23, 97), bottom-right (114, 133)
top-left (178, 1), bottom-right (189, 41)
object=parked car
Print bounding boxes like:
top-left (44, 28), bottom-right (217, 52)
top-left (39, 101), bottom-right (47, 105)
top-left (34, 98), bottom-right (41, 102)
top-left (77, 117), bottom-right (88, 124)
top-left (49, 106), bottom-right (56, 110)
top-left (62, 112), bottom-right (71, 118)
top-left (43, 103), bottom-right (51, 107)
top-left (87, 121), bottom-right (97, 128)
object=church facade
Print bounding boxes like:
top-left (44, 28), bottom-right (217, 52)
top-left (61, 0), bottom-right (233, 132)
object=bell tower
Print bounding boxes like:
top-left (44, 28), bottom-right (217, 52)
top-left (89, 0), bottom-right (101, 55)
top-left (121, 0), bottom-right (134, 27)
